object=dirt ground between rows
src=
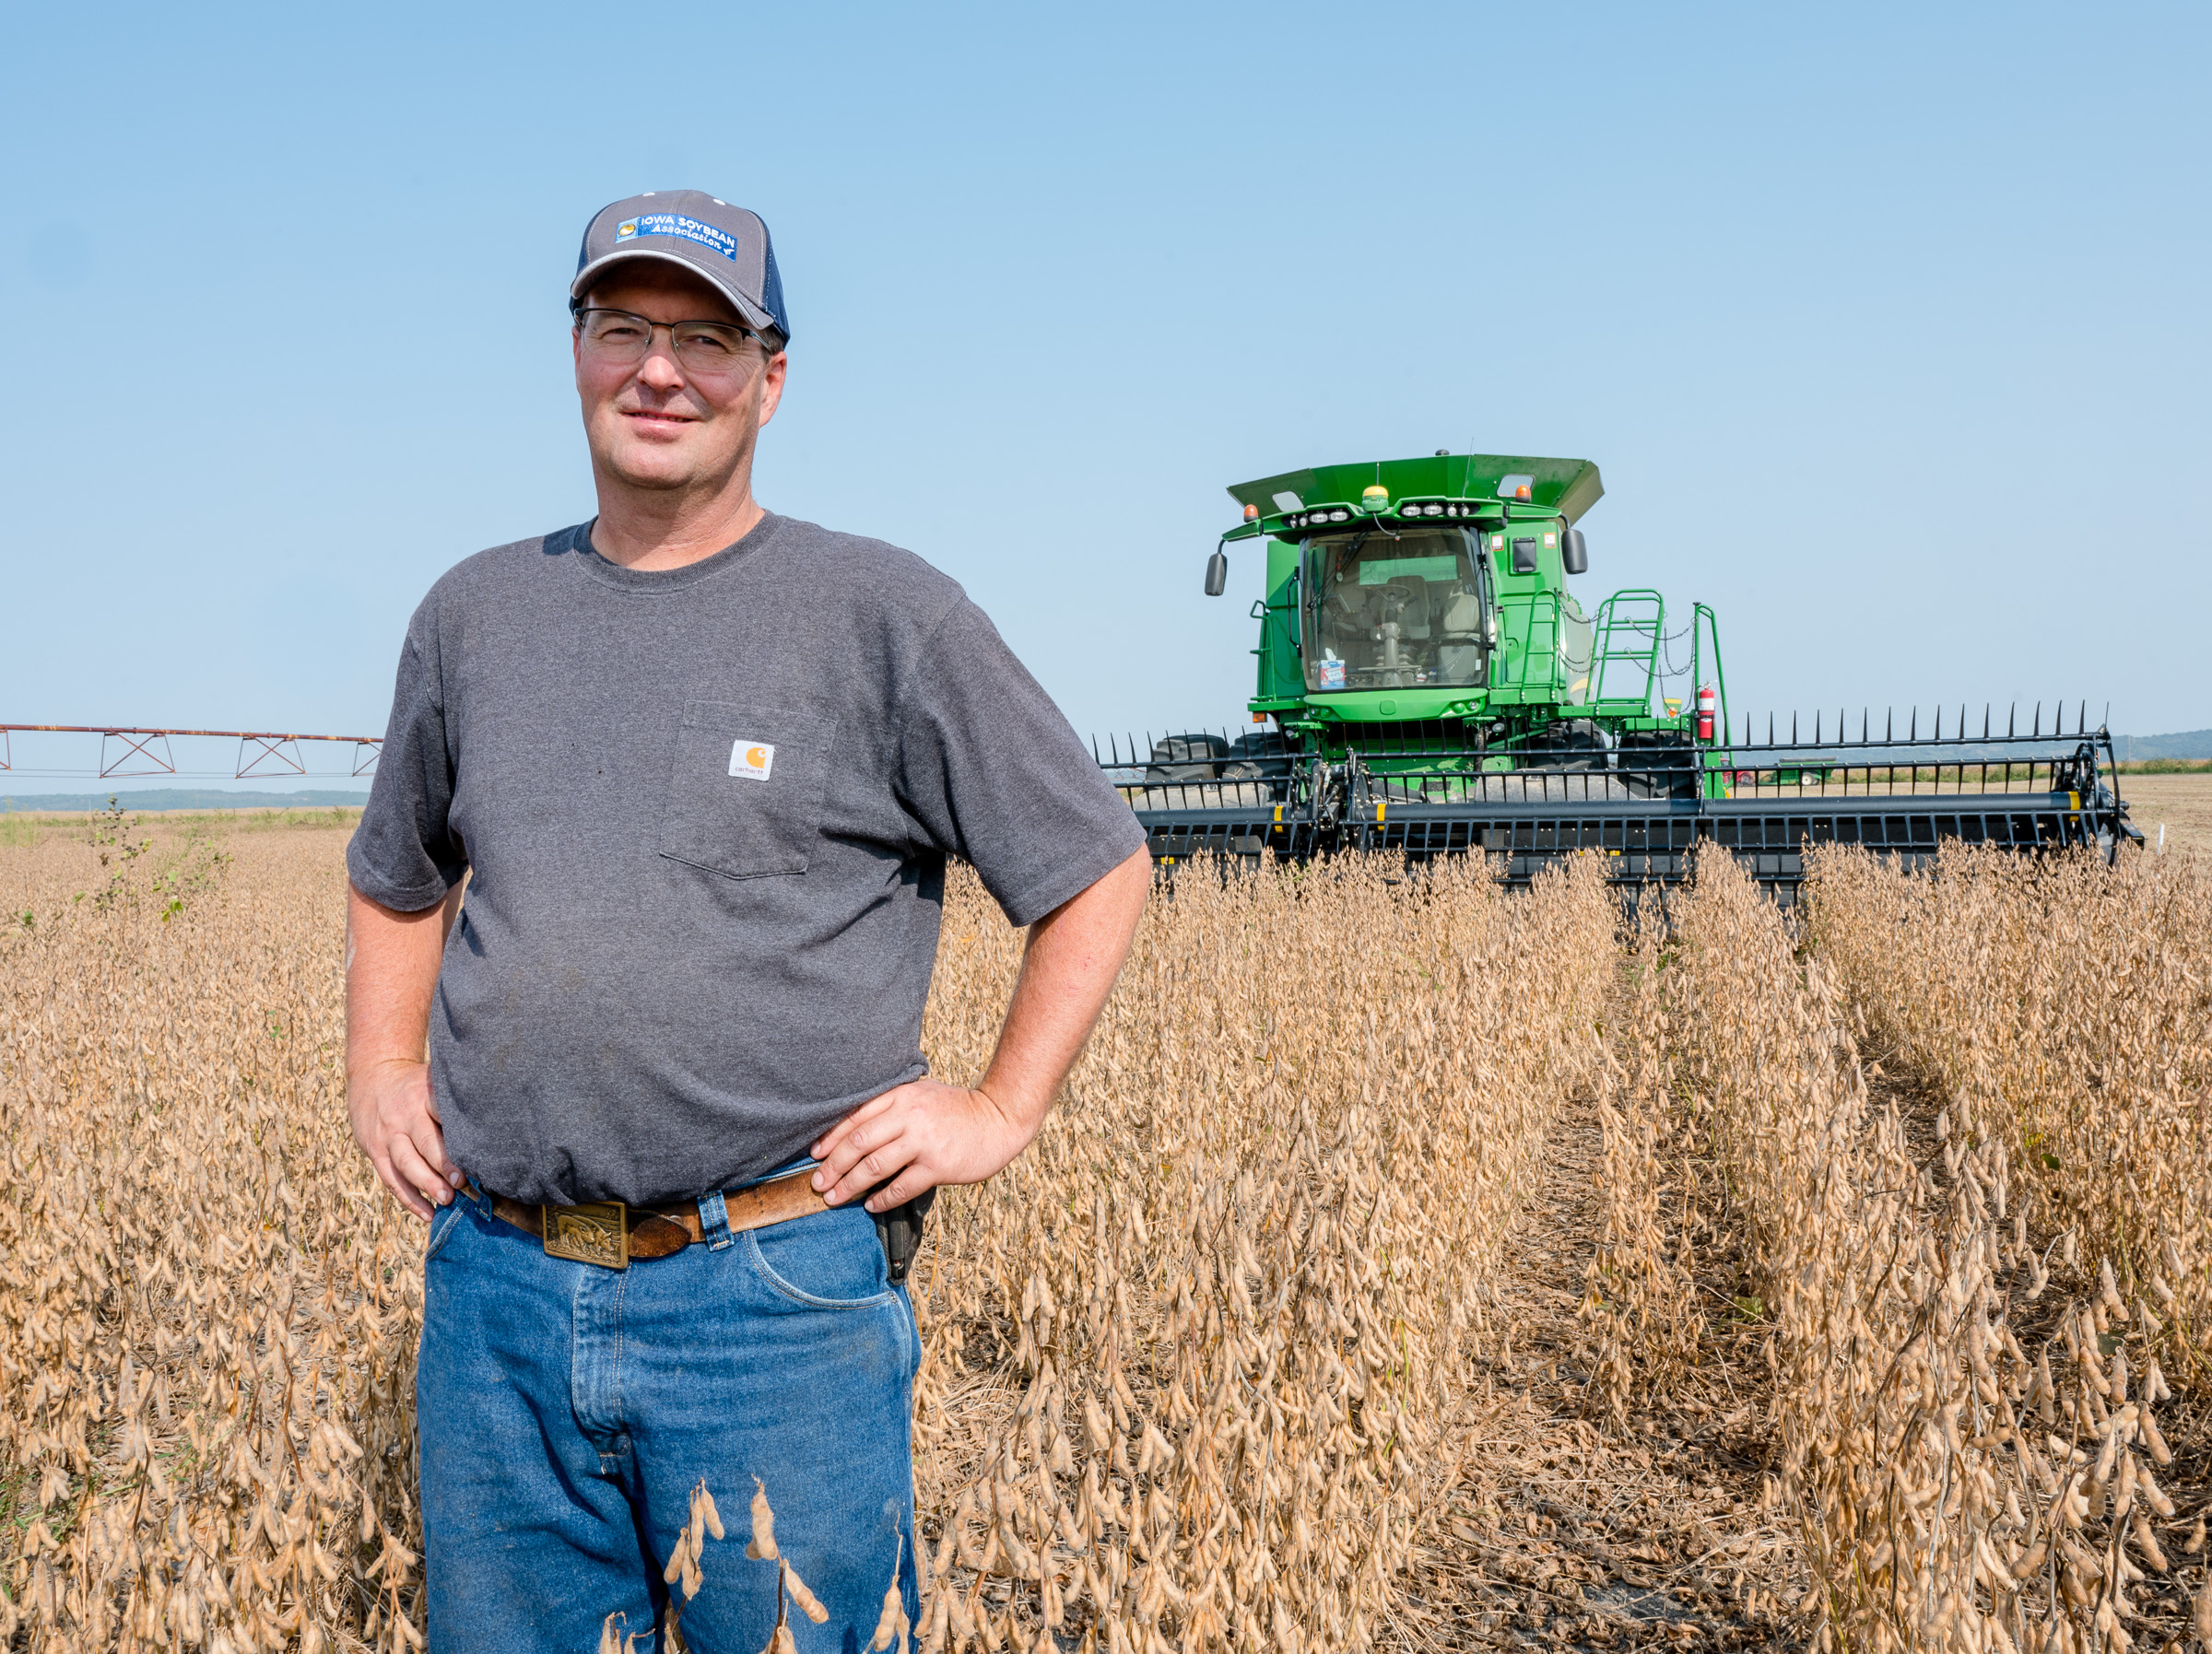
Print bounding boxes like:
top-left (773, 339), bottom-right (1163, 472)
top-left (1385, 1075), bottom-right (1805, 1651)
top-left (1382, 995), bottom-right (2212, 1651)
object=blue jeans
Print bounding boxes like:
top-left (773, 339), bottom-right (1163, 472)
top-left (418, 1184), bottom-right (923, 1652)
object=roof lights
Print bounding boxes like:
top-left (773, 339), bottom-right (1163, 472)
top-left (1242, 502), bottom-right (1260, 522)
top-left (1276, 498), bottom-right (1540, 527)
top-left (1387, 499), bottom-right (1487, 521)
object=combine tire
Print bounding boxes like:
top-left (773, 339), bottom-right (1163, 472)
top-left (1145, 733), bottom-right (1230, 783)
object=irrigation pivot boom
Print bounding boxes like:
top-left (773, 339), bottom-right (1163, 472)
top-left (1102, 452), bottom-right (2137, 903)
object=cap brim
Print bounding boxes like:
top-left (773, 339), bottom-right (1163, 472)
top-left (570, 250), bottom-right (785, 348)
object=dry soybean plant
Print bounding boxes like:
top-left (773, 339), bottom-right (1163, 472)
top-left (1580, 909), bottom-right (1700, 1425)
top-left (601, 1480), bottom-right (910, 1654)
top-left (908, 851), bottom-right (1617, 1651)
top-left (1670, 848), bottom-right (2210, 1652)
top-left (1804, 843), bottom-right (2212, 1385)
top-left (0, 824), bottom-right (423, 1652)
top-left (0, 822), bottom-right (1619, 1652)
top-left (7, 809), bottom-right (2209, 1654)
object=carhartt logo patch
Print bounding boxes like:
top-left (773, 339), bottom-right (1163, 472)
top-left (728, 740), bottom-right (775, 781)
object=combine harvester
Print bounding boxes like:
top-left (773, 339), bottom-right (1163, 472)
top-left (1105, 452), bottom-right (2136, 904)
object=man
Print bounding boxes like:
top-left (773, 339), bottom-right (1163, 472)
top-left (345, 190), bottom-right (1149, 1652)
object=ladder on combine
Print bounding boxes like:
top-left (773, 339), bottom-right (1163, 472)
top-left (1588, 591), bottom-right (1665, 712)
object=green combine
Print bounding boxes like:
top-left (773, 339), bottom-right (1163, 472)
top-left (1103, 452), bottom-right (2136, 902)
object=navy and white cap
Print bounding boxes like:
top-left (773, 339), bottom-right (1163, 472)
top-left (571, 190), bottom-right (789, 349)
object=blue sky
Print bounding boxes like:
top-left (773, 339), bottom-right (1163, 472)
top-left (3, 2), bottom-right (2206, 789)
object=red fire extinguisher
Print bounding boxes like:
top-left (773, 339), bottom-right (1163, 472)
top-left (1696, 683), bottom-right (1715, 743)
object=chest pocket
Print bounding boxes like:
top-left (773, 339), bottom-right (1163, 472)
top-left (659, 700), bottom-right (839, 880)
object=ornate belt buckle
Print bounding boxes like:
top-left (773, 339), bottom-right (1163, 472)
top-left (542, 1201), bottom-right (629, 1269)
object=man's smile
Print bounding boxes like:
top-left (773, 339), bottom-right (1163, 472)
top-left (620, 405), bottom-right (700, 433)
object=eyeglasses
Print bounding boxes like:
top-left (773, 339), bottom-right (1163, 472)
top-left (573, 308), bottom-right (768, 377)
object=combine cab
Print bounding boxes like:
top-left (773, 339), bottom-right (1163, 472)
top-left (1106, 452), bottom-right (2137, 903)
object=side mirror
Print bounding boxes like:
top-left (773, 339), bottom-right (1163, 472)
top-left (1562, 528), bottom-right (1588, 575)
top-left (1204, 550), bottom-right (1229, 596)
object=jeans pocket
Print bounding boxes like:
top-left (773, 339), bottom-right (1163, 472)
top-left (658, 700), bottom-right (838, 880)
top-left (895, 1284), bottom-right (921, 1379)
top-left (424, 1195), bottom-right (469, 1262)
top-left (745, 1209), bottom-right (894, 1308)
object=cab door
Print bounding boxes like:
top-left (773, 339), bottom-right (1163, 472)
top-left (1252, 535), bottom-right (1306, 711)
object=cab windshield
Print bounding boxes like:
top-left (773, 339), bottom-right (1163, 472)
top-left (1302, 528), bottom-right (1488, 693)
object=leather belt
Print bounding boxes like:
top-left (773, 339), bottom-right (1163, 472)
top-left (488, 1167), bottom-right (830, 1268)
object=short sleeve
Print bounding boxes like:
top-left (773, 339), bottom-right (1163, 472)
top-left (347, 601), bottom-right (466, 912)
top-left (895, 600), bottom-right (1145, 927)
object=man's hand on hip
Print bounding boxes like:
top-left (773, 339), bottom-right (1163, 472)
top-left (351, 1056), bottom-right (465, 1221)
top-left (809, 1079), bottom-right (1030, 1213)
top-left (810, 848), bottom-right (1150, 1214)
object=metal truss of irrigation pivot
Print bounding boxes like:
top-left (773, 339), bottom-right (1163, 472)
top-left (0, 724), bottom-right (382, 780)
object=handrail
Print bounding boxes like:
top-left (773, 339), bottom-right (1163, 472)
top-left (1494, 590), bottom-right (1564, 693)
top-left (1689, 603), bottom-right (1729, 790)
top-left (1589, 589), bottom-right (1667, 711)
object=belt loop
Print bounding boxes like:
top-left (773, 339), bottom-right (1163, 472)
top-left (698, 1190), bottom-right (733, 1250)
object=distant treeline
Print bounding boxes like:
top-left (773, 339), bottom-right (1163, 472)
top-left (0, 789), bottom-right (371, 814)
top-left (2112, 730), bottom-right (2212, 762)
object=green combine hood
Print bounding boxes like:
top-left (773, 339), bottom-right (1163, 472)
top-left (1227, 453), bottom-right (1604, 525)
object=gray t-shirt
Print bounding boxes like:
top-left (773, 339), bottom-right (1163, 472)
top-left (347, 513), bottom-right (1144, 1207)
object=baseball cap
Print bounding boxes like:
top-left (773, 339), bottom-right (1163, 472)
top-left (571, 190), bottom-right (790, 349)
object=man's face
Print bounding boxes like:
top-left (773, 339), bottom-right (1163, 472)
top-left (572, 262), bottom-right (786, 496)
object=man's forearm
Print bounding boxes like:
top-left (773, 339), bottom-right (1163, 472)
top-left (975, 848), bottom-right (1152, 1129)
top-left (346, 882), bottom-right (460, 1077)
top-left (346, 881), bottom-right (467, 1217)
